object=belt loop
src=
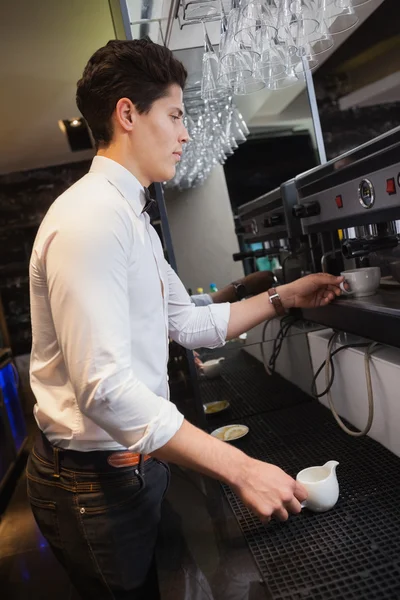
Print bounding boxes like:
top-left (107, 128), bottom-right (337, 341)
top-left (138, 454), bottom-right (144, 478)
top-left (134, 454), bottom-right (146, 489)
top-left (52, 447), bottom-right (61, 478)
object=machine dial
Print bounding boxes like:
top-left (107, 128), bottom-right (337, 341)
top-left (358, 179), bottom-right (375, 209)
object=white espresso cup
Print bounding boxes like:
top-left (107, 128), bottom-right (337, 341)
top-left (297, 460), bottom-right (340, 513)
top-left (339, 266), bottom-right (381, 298)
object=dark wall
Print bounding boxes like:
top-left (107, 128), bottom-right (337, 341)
top-left (314, 0), bottom-right (400, 160)
top-left (223, 132), bottom-right (317, 211)
top-left (0, 161), bottom-right (91, 355)
top-left (314, 65), bottom-right (400, 160)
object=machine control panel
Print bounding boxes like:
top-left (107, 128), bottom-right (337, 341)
top-left (238, 182), bottom-right (303, 243)
top-left (293, 164), bottom-right (400, 233)
top-left (291, 125), bottom-right (400, 233)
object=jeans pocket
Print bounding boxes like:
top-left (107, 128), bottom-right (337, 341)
top-left (76, 472), bottom-right (144, 515)
top-left (28, 493), bottom-right (63, 554)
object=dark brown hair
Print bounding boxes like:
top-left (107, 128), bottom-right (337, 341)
top-left (76, 39), bottom-right (187, 148)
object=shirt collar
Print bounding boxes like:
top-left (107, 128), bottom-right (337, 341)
top-left (89, 155), bottom-right (148, 216)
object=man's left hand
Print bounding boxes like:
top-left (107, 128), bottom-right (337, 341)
top-left (279, 273), bottom-right (345, 309)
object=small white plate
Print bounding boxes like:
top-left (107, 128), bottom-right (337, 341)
top-left (211, 424), bottom-right (249, 442)
top-left (203, 400), bottom-right (230, 415)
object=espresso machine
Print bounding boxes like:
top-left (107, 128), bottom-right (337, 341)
top-left (291, 125), bottom-right (400, 348)
top-left (235, 181), bottom-right (311, 283)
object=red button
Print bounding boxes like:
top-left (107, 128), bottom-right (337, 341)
top-left (335, 195), bottom-right (343, 208)
top-left (386, 178), bottom-right (396, 195)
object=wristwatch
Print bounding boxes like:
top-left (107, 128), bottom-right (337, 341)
top-left (231, 280), bottom-right (247, 301)
top-left (268, 287), bottom-right (286, 317)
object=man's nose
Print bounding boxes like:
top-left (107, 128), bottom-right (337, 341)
top-left (180, 124), bottom-right (190, 144)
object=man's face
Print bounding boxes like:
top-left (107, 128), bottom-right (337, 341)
top-left (131, 84), bottom-right (189, 183)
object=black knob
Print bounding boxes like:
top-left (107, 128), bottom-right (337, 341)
top-left (292, 204), bottom-right (306, 218)
top-left (304, 201), bottom-right (320, 217)
top-left (292, 201), bottom-right (320, 218)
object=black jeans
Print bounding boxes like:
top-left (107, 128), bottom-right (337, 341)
top-left (26, 440), bottom-right (170, 599)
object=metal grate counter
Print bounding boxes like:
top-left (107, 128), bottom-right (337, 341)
top-left (200, 350), bottom-right (400, 600)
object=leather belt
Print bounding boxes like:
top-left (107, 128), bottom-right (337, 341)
top-left (35, 432), bottom-right (151, 472)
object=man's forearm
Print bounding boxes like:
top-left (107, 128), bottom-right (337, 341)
top-left (226, 285), bottom-right (291, 339)
top-left (151, 419), bottom-right (250, 487)
top-left (151, 418), bottom-right (308, 524)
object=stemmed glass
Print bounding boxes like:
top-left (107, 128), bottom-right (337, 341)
top-left (201, 21), bottom-right (230, 100)
top-left (167, 90), bottom-right (249, 189)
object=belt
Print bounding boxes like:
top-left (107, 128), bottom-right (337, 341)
top-left (34, 432), bottom-right (152, 473)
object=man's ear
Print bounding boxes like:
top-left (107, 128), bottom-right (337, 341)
top-left (115, 97), bottom-right (136, 132)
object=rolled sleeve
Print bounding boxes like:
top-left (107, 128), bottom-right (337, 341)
top-left (128, 400), bottom-right (184, 455)
top-left (166, 263), bottom-right (231, 350)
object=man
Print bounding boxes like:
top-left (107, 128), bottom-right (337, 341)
top-left (27, 39), bottom-right (344, 599)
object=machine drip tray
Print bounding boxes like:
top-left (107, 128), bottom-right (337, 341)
top-left (221, 402), bottom-right (400, 600)
top-left (338, 287), bottom-right (400, 316)
top-left (302, 288), bottom-right (400, 349)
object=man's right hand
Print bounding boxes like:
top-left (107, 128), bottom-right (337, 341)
top-left (232, 458), bottom-right (307, 522)
top-left (153, 420), bottom-right (307, 523)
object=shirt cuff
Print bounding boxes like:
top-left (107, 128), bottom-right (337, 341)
top-left (128, 399), bottom-right (184, 455)
top-left (204, 301), bottom-right (231, 348)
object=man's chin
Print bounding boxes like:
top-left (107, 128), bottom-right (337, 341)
top-left (149, 164), bottom-right (176, 184)
top-left (159, 166), bottom-right (176, 183)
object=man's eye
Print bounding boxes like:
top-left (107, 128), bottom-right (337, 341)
top-left (171, 115), bottom-right (180, 121)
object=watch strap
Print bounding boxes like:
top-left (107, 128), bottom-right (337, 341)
top-left (268, 287), bottom-right (286, 317)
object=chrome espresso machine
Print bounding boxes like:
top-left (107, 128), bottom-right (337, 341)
top-left (291, 125), bottom-right (400, 349)
top-left (235, 181), bottom-right (312, 283)
top-left (192, 128), bottom-right (400, 600)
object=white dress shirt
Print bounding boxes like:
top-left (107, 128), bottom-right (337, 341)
top-left (29, 156), bottom-right (230, 454)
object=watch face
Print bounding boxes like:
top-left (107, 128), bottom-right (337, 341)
top-left (235, 283), bottom-right (246, 300)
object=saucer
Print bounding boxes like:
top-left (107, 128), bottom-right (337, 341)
top-left (211, 424), bottom-right (249, 442)
top-left (203, 400), bottom-right (230, 415)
